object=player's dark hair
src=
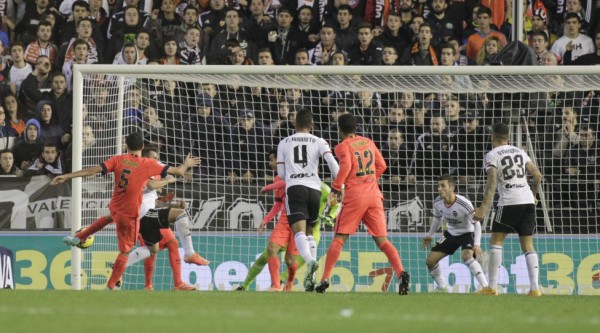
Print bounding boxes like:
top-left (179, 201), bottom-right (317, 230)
top-left (142, 145), bottom-right (159, 157)
top-left (438, 174), bottom-right (455, 187)
top-left (492, 122), bottom-right (510, 141)
top-left (338, 113), bottom-right (357, 135)
top-left (295, 108), bottom-right (313, 130)
top-left (126, 132), bottom-right (145, 151)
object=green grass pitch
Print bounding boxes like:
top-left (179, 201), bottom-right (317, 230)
top-left (1, 291), bottom-right (599, 333)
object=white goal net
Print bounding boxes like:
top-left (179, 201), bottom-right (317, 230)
top-left (70, 65), bottom-right (600, 294)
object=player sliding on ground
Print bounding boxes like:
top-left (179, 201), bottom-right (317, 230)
top-left (423, 175), bottom-right (490, 293)
top-left (315, 113), bottom-right (409, 295)
top-left (473, 123), bottom-right (543, 296)
top-left (276, 109), bottom-right (339, 291)
top-left (63, 145), bottom-right (209, 290)
top-left (52, 132), bottom-right (200, 290)
top-left (236, 149), bottom-right (340, 291)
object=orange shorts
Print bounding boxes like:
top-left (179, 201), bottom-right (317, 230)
top-left (114, 213), bottom-right (140, 253)
top-left (269, 216), bottom-right (298, 255)
top-left (334, 194), bottom-right (388, 237)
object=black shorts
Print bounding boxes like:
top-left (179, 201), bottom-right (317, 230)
top-left (139, 207), bottom-right (171, 246)
top-left (492, 204), bottom-right (536, 236)
top-left (285, 185), bottom-right (321, 225)
top-left (431, 231), bottom-right (475, 255)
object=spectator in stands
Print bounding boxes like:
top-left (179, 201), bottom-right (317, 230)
top-left (174, 4), bottom-right (209, 52)
top-left (106, 6), bottom-right (147, 62)
top-left (35, 100), bottom-right (68, 148)
top-left (266, 8), bottom-right (308, 65)
top-left (373, 103), bottom-right (407, 148)
top-left (12, 118), bottom-right (44, 170)
top-left (564, 31), bottom-right (600, 65)
top-left (541, 51), bottom-right (559, 65)
top-left (182, 92), bottom-right (231, 176)
top-left (45, 72), bottom-right (73, 136)
top-left (113, 42), bottom-right (138, 64)
top-left (123, 86), bottom-right (144, 126)
top-left (351, 90), bottom-right (383, 131)
top-left (199, 0), bottom-right (228, 39)
top-left (474, 35), bottom-right (503, 65)
top-left (0, 149), bottom-right (22, 176)
top-left (24, 143), bottom-right (64, 177)
top-left (453, 110), bottom-right (488, 184)
top-left (294, 48), bottom-right (311, 65)
top-left (6, 43), bottom-right (33, 93)
top-left (226, 39), bottom-right (255, 65)
top-left (161, 37), bottom-right (180, 64)
top-left (407, 113), bottom-right (455, 184)
top-left (400, 22), bottom-right (439, 65)
top-left (257, 47), bottom-right (275, 65)
top-left (227, 110), bottom-right (271, 184)
top-left (531, 31), bottom-right (551, 64)
top-left (527, 7), bottom-right (556, 48)
top-left (333, 4), bottom-right (358, 52)
top-left (143, 0), bottom-right (182, 45)
top-left (209, 8), bottom-right (257, 64)
top-left (381, 45), bottom-right (400, 65)
top-left (107, 0), bottom-right (149, 41)
top-left (178, 26), bottom-right (204, 65)
top-left (444, 95), bottom-right (461, 134)
top-left (0, 106), bottom-right (18, 150)
top-left (381, 128), bottom-right (409, 192)
top-left (62, 39), bottom-right (90, 89)
top-left (447, 37), bottom-right (468, 66)
top-left (134, 30), bottom-right (153, 63)
top-left (14, 0), bottom-right (52, 45)
top-left (465, 6), bottom-right (507, 62)
top-left (408, 15), bottom-right (425, 44)
top-left (375, 12), bottom-right (410, 52)
top-left (142, 106), bottom-right (164, 133)
top-left (39, 11), bottom-right (62, 47)
top-left (346, 23), bottom-right (382, 65)
top-left (19, 55), bottom-right (52, 117)
top-left (59, 1), bottom-right (106, 54)
top-left (552, 108), bottom-right (581, 159)
top-left (329, 50), bottom-right (349, 65)
top-left (24, 21), bottom-right (57, 66)
top-left (296, 5), bottom-right (320, 49)
top-left (562, 124), bottom-right (598, 211)
top-left (89, 0), bottom-right (109, 35)
top-left (243, 0), bottom-right (275, 47)
top-left (425, 0), bottom-right (462, 46)
top-left (551, 13), bottom-right (594, 63)
top-left (57, 18), bottom-right (101, 70)
top-left (3, 94), bottom-right (25, 137)
top-left (308, 24), bottom-right (339, 65)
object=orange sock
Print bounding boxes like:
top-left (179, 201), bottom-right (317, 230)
top-left (287, 261), bottom-right (298, 284)
top-left (107, 254), bottom-right (127, 289)
top-left (143, 254), bottom-right (156, 287)
top-left (267, 257), bottom-right (281, 288)
top-left (166, 240), bottom-right (183, 286)
top-left (78, 216), bottom-right (110, 240)
top-left (322, 237), bottom-right (345, 281)
top-left (379, 240), bottom-right (404, 276)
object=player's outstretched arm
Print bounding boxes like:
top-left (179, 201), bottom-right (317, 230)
top-left (147, 175), bottom-right (176, 190)
top-left (168, 153), bottom-right (201, 177)
top-left (526, 162), bottom-right (543, 203)
top-left (473, 167), bottom-right (497, 221)
top-left (50, 165), bottom-right (103, 185)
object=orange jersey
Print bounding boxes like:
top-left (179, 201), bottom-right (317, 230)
top-left (332, 135), bottom-right (386, 195)
top-left (466, 30), bottom-right (507, 60)
top-left (101, 154), bottom-right (169, 218)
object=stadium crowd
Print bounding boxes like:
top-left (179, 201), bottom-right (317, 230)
top-left (0, 0), bottom-right (598, 231)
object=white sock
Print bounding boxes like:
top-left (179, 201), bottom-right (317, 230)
top-left (294, 232), bottom-right (313, 264)
top-left (126, 247), bottom-right (151, 267)
top-left (466, 258), bottom-right (489, 288)
top-left (525, 251), bottom-right (540, 291)
top-left (488, 245), bottom-right (503, 290)
top-left (307, 235), bottom-right (317, 261)
top-left (429, 264), bottom-right (448, 289)
top-left (175, 213), bottom-right (195, 257)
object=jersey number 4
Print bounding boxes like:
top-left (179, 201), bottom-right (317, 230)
top-left (355, 150), bottom-right (375, 177)
top-left (500, 155), bottom-right (525, 180)
top-left (293, 145), bottom-right (308, 168)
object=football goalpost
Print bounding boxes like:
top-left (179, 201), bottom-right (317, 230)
top-left (70, 64), bottom-right (600, 294)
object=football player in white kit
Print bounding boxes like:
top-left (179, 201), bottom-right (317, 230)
top-left (473, 123), bottom-right (543, 296)
top-left (276, 109), bottom-right (339, 291)
top-left (423, 175), bottom-right (489, 293)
